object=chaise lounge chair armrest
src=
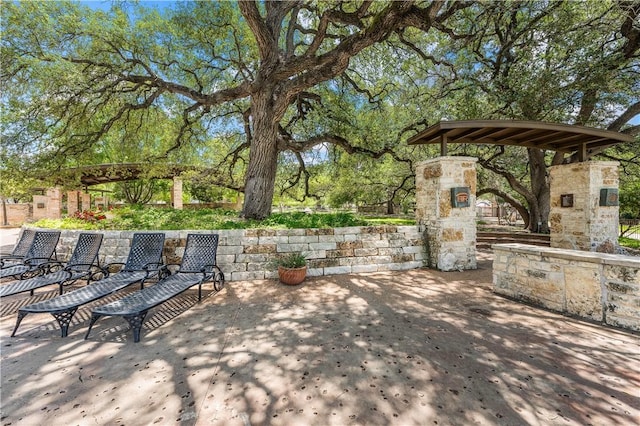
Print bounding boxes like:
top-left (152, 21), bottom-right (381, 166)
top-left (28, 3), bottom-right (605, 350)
top-left (21, 258), bottom-right (56, 276)
top-left (24, 256), bottom-right (57, 266)
top-left (65, 263), bottom-right (102, 273)
top-left (103, 262), bottom-right (126, 274)
top-left (174, 264), bottom-right (218, 279)
top-left (141, 262), bottom-right (169, 279)
top-left (173, 264), bottom-right (223, 292)
top-left (200, 264), bottom-right (218, 278)
top-left (0, 255), bottom-right (24, 268)
top-left (33, 259), bottom-right (69, 274)
top-left (195, 264), bottom-right (224, 287)
top-left (163, 263), bottom-right (182, 275)
top-left (142, 261), bottom-right (164, 271)
top-left (60, 263), bottom-right (106, 283)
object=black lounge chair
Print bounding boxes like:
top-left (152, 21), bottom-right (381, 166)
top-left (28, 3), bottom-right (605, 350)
top-left (12, 232), bottom-right (166, 338)
top-left (0, 233), bottom-right (104, 298)
top-left (85, 233), bottom-right (224, 342)
top-left (0, 229), bottom-right (36, 267)
top-left (0, 231), bottom-right (60, 280)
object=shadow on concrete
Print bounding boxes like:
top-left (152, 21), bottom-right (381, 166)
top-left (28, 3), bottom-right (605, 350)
top-left (1, 256), bottom-right (638, 425)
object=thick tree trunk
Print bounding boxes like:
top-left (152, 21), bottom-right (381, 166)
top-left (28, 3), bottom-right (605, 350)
top-left (1, 198), bottom-right (7, 226)
top-left (241, 91), bottom-right (280, 220)
top-left (527, 148), bottom-right (551, 233)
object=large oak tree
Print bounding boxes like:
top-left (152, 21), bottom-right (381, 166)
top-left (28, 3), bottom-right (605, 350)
top-left (3, 1), bottom-right (637, 225)
top-left (2, 0), bottom-right (474, 219)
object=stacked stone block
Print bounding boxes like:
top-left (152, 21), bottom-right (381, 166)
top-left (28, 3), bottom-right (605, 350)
top-left (604, 263), bottom-right (640, 330)
top-left (415, 156), bottom-right (477, 271)
top-left (549, 161), bottom-right (619, 251)
top-left (493, 243), bottom-right (640, 332)
top-left (29, 226), bottom-right (424, 282)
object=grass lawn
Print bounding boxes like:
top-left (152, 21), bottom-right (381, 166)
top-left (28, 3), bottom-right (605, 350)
top-left (619, 237), bottom-right (640, 250)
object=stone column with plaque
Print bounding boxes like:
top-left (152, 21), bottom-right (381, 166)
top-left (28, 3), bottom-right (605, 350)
top-left (549, 161), bottom-right (620, 251)
top-left (415, 156), bottom-right (477, 271)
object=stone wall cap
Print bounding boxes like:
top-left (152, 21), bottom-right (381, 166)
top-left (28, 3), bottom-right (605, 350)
top-left (493, 243), bottom-right (640, 266)
top-left (492, 243), bottom-right (544, 255)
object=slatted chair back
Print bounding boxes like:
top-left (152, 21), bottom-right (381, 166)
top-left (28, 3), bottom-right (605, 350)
top-left (67, 233), bottom-right (104, 270)
top-left (10, 229), bottom-right (36, 257)
top-left (180, 234), bottom-right (219, 273)
top-left (122, 233), bottom-right (165, 271)
top-left (25, 231), bottom-right (60, 265)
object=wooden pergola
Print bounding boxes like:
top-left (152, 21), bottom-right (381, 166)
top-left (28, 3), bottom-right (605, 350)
top-left (407, 120), bottom-right (634, 161)
top-left (58, 163), bottom-right (193, 187)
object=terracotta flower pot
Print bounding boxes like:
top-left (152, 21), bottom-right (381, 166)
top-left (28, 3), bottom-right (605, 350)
top-left (278, 265), bottom-right (307, 285)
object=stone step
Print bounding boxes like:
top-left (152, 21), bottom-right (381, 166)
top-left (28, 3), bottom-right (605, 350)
top-left (477, 232), bottom-right (550, 248)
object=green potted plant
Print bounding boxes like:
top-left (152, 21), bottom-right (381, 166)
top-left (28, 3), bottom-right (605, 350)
top-left (276, 252), bottom-right (307, 285)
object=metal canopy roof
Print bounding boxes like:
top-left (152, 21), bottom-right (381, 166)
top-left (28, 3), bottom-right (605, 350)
top-left (407, 120), bottom-right (634, 161)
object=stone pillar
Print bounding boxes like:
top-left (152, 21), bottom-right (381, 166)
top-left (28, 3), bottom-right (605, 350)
top-left (549, 161), bottom-right (620, 251)
top-left (81, 192), bottom-right (91, 211)
top-left (67, 191), bottom-right (80, 215)
top-left (415, 156), bottom-right (477, 271)
top-left (46, 187), bottom-right (62, 219)
top-left (32, 188), bottom-right (62, 220)
top-left (171, 177), bottom-right (183, 209)
top-left (32, 195), bottom-right (48, 220)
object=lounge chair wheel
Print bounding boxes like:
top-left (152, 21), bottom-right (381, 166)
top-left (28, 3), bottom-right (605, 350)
top-left (214, 271), bottom-right (225, 292)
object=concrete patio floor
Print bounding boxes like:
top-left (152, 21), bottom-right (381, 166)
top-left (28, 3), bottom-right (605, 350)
top-left (1, 252), bottom-right (638, 425)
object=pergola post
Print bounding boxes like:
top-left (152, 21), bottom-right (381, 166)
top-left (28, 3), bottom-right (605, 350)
top-left (549, 161), bottom-right (620, 251)
top-left (415, 156), bottom-right (477, 271)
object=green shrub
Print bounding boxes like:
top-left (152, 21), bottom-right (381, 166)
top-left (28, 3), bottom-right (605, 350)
top-left (31, 207), bottom-right (414, 230)
top-left (275, 252), bottom-right (307, 268)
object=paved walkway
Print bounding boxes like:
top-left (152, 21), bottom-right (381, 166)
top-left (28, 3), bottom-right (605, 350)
top-left (0, 227), bottom-right (20, 254)
top-left (1, 252), bottom-right (639, 425)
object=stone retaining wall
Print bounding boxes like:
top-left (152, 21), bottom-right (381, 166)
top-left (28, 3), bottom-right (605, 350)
top-left (493, 243), bottom-right (640, 331)
top-left (39, 226), bottom-right (424, 282)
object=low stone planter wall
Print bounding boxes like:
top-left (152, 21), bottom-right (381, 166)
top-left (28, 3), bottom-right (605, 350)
top-left (34, 226), bottom-right (424, 282)
top-left (1, 203), bottom-right (31, 226)
top-left (493, 243), bottom-right (640, 331)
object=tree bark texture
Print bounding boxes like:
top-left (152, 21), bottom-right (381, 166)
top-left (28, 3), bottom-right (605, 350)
top-left (527, 148), bottom-right (551, 233)
top-left (241, 91), bottom-right (280, 219)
